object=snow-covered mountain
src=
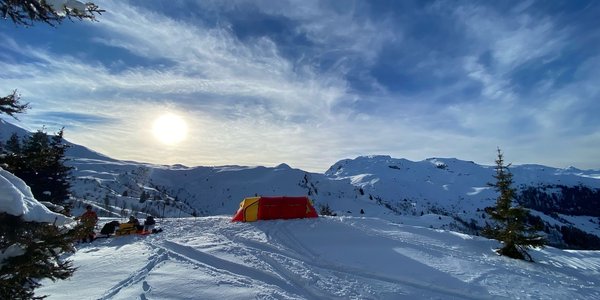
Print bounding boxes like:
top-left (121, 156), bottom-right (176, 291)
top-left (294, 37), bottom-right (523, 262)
top-left (1, 120), bottom-right (599, 249)
top-left (325, 155), bottom-right (600, 249)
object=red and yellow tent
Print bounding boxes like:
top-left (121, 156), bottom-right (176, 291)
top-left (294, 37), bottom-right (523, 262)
top-left (231, 196), bottom-right (318, 222)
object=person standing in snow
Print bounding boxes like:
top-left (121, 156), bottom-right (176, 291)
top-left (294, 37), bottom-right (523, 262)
top-left (143, 215), bottom-right (156, 232)
top-left (78, 205), bottom-right (98, 242)
top-left (127, 216), bottom-right (143, 231)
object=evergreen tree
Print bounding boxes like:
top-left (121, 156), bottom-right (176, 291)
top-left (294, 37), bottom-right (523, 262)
top-left (139, 190), bottom-right (149, 203)
top-left (103, 194), bottom-right (111, 213)
top-left (482, 148), bottom-right (546, 261)
top-left (0, 129), bottom-right (80, 300)
top-left (1, 133), bottom-right (26, 174)
top-left (47, 128), bottom-right (72, 204)
top-left (5, 132), bottom-right (22, 152)
top-left (1, 128), bottom-right (73, 205)
top-left (0, 213), bottom-right (77, 299)
top-left (19, 130), bottom-right (51, 201)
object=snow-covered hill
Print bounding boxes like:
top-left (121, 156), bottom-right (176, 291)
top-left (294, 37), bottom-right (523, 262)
top-left (37, 216), bottom-right (600, 300)
top-left (2, 120), bottom-right (599, 249)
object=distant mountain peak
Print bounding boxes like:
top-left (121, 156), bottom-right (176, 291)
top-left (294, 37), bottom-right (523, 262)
top-left (275, 163), bottom-right (291, 169)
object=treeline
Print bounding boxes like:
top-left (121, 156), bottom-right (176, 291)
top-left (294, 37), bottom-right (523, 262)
top-left (0, 129), bottom-right (72, 208)
top-left (558, 225), bottom-right (600, 250)
top-left (517, 185), bottom-right (600, 217)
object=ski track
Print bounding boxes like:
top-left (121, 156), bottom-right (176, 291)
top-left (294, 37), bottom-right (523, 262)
top-left (97, 247), bottom-right (168, 300)
top-left (178, 222), bottom-right (392, 299)
top-left (221, 221), bottom-right (397, 298)
top-left (162, 220), bottom-right (382, 299)
top-left (154, 239), bottom-right (321, 299)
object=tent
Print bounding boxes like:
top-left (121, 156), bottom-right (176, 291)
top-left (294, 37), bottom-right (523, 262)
top-left (231, 196), bottom-right (318, 222)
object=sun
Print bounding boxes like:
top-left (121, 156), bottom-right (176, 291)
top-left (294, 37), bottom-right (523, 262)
top-left (152, 113), bottom-right (188, 145)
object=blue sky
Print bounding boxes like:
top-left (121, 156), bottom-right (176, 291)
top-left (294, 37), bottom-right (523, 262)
top-left (1, 0), bottom-right (599, 171)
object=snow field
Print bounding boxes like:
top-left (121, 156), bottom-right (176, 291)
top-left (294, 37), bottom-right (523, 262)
top-left (37, 216), bottom-right (600, 300)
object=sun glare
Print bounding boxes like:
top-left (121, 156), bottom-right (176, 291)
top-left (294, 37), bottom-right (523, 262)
top-left (152, 113), bottom-right (188, 145)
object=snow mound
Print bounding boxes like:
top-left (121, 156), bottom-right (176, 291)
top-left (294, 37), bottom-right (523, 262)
top-left (0, 168), bottom-right (72, 225)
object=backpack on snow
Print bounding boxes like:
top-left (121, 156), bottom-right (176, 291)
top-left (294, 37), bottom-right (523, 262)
top-left (100, 221), bottom-right (120, 235)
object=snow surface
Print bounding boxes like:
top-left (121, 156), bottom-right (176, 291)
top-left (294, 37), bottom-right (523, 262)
top-left (38, 216), bottom-right (600, 300)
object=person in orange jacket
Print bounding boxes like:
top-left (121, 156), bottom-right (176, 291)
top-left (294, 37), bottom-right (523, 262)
top-left (79, 205), bottom-right (98, 242)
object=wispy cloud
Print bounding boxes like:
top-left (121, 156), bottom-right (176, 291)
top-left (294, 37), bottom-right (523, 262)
top-left (91, 1), bottom-right (351, 118)
top-left (1, 0), bottom-right (599, 171)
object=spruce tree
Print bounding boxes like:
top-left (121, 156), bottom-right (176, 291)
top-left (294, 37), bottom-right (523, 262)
top-left (0, 213), bottom-right (77, 299)
top-left (1, 133), bottom-right (26, 174)
top-left (482, 148), bottom-right (546, 261)
top-left (2, 128), bottom-right (72, 206)
top-left (0, 131), bottom-right (80, 299)
top-left (0, 130), bottom-right (82, 300)
top-left (47, 128), bottom-right (72, 205)
top-left (139, 190), bottom-right (149, 203)
top-left (5, 132), bottom-right (22, 152)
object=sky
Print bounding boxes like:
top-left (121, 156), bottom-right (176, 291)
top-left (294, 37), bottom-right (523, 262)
top-left (1, 0), bottom-right (599, 172)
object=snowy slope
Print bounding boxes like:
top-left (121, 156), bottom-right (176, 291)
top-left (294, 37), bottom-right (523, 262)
top-left (38, 216), bottom-right (600, 300)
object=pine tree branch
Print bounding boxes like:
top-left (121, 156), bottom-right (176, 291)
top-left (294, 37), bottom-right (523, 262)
top-left (1, 0), bottom-right (104, 27)
top-left (0, 90), bottom-right (30, 120)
